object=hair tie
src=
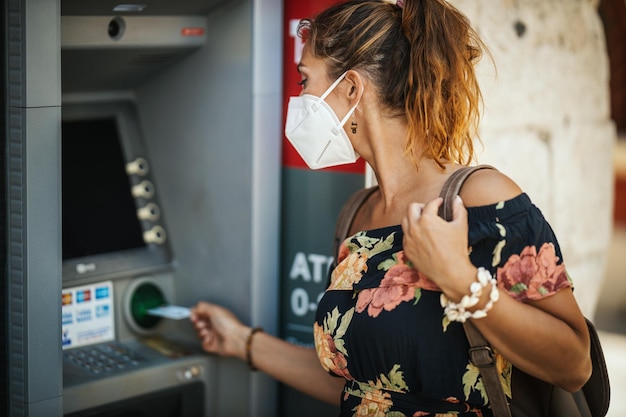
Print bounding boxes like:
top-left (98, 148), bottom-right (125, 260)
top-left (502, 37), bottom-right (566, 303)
top-left (383, 0), bottom-right (404, 7)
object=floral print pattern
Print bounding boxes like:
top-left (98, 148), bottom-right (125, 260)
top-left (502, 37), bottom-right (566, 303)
top-left (356, 251), bottom-right (439, 318)
top-left (346, 366), bottom-right (409, 416)
top-left (497, 242), bottom-right (571, 301)
top-left (314, 193), bottom-right (572, 416)
top-left (315, 307), bottom-right (355, 380)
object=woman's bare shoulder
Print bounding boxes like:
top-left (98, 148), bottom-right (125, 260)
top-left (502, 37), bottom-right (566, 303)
top-left (458, 167), bottom-right (523, 208)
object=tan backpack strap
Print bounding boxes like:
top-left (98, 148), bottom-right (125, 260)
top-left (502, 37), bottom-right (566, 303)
top-left (438, 164), bottom-right (496, 221)
top-left (437, 164), bottom-right (512, 416)
top-left (463, 321), bottom-right (512, 417)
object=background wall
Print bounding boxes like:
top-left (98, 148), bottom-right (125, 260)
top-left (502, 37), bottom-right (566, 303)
top-left (454, 2), bottom-right (624, 415)
top-left (454, 0), bottom-right (615, 319)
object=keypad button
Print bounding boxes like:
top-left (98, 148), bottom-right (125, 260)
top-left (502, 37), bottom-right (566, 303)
top-left (64, 342), bottom-right (145, 375)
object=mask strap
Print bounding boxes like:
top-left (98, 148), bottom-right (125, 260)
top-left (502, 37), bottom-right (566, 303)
top-left (319, 71), bottom-right (348, 101)
top-left (339, 96), bottom-right (361, 128)
top-left (318, 71), bottom-right (362, 128)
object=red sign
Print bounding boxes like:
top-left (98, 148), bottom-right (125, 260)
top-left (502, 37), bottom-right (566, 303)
top-left (282, 0), bottom-right (366, 174)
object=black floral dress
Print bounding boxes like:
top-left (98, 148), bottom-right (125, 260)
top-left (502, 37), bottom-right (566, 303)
top-left (314, 193), bottom-right (573, 417)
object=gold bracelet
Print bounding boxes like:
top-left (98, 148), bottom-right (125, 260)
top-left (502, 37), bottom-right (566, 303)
top-left (246, 326), bottom-right (264, 371)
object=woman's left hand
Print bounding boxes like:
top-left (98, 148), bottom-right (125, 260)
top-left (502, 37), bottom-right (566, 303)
top-left (402, 180), bottom-right (592, 392)
top-left (401, 195), bottom-right (475, 290)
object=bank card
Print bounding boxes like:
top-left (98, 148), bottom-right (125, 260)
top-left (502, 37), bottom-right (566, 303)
top-left (147, 305), bottom-right (191, 320)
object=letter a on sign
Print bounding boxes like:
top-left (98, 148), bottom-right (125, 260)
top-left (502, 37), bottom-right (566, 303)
top-left (289, 252), bottom-right (311, 281)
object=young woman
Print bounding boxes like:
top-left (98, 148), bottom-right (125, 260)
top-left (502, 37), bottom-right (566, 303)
top-left (191, 1), bottom-right (592, 415)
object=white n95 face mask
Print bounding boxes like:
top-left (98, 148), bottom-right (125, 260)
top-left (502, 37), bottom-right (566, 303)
top-left (285, 72), bottom-right (360, 170)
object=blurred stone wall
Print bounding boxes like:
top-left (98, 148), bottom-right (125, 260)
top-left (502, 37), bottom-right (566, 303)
top-left (454, 0), bottom-right (616, 318)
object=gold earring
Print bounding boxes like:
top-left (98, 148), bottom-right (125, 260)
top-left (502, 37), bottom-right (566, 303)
top-left (351, 116), bottom-right (358, 134)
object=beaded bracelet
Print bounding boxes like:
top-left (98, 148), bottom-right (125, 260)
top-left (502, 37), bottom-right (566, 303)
top-left (440, 267), bottom-right (500, 323)
top-left (246, 326), bottom-right (264, 371)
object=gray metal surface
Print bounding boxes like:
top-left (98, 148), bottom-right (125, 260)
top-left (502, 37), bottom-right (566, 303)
top-left (63, 349), bottom-right (215, 414)
top-left (6, 0), bottom-right (63, 415)
top-left (136, 3), bottom-right (256, 413)
top-left (61, 0), bottom-right (227, 16)
top-left (61, 15), bottom-right (208, 94)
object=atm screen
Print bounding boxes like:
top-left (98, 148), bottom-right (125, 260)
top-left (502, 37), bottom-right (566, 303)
top-left (62, 117), bottom-right (145, 260)
top-left (62, 281), bottom-right (115, 350)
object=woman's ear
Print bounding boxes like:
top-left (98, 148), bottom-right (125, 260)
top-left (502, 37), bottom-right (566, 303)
top-left (344, 69), bottom-right (364, 104)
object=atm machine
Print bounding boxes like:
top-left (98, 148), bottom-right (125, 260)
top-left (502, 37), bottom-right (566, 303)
top-left (5, 0), bottom-right (282, 415)
top-left (58, 9), bottom-right (218, 417)
top-left (59, 100), bottom-right (213, 416)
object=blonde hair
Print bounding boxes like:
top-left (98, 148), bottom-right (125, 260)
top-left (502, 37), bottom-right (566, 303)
top-left (299, 0), bottom-right (486, 167)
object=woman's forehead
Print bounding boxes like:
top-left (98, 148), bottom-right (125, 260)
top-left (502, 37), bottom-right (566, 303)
top-left (299, 43), bottom-right (312, 66)
top-left (298, 46), bottom-right (326, 73)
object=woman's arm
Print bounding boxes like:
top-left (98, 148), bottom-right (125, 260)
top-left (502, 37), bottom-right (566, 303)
top-left (247, 330), bottom-right (346, 404)
top-left (401, 169), bottom-right (592, 392)
top-left (190, 302), bottom-right (345, 405)
top-left (468, 284), bottom-right (591, 392)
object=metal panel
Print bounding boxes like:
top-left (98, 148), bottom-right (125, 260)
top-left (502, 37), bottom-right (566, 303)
top-left (250, 0), bottom-right (283, 414)
top-left (23, 0), bottom-right (61, 108)
top-left (7, 0), bottom-right (63, 415)
top-left (61, 0), bottom-right (225, 16)
top-left (61, 16), bottom-right (208, 94)
top-left (136, 1), bottom-right (258, 415)
top-left (1, 1), bottom-right (7, 413)
top-left (8, 106), bottom-right (63, 417)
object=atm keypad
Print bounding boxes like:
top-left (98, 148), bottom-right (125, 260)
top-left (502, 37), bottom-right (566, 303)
top-left (64, 342), bottom-right (145, 375)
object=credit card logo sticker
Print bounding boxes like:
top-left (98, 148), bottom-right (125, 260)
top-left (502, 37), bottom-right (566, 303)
top-left (95, 304), bottom-right (110, 318)
top-left (77, 289), bottom-right (91, 303)
top-left (61, 281), bottom-right (115, 350)
top-left (95, 286), bottom-right (110, 300)
top-left (62, 312), bottom-right (73, 325)
top-left (76, 309), bottom-right (92, 322)
top-left (62, 329), bottom-right (72, 346)
top-left (62, 292), bottom-right (73, 306)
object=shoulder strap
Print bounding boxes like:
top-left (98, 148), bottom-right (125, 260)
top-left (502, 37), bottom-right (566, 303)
top-left (463, 321), bottom-right (512, 417)
top-left (441, 165), bottom-right (610, 417)
top-left (437, 164), bottom-right (496, 221)
top-left (437, 165), bottom-right (512, 417)
top-left (331, 185), bottom-right (379, 266)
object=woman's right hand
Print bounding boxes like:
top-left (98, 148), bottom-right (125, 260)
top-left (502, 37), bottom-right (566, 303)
top-left (189, 301), bottom-right (250, 360)
top-left (191, 303), bottom-right (346, 405)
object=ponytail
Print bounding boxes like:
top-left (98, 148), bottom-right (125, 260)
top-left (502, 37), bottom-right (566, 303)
top-left (401, 0), bottom-right (485, 166)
